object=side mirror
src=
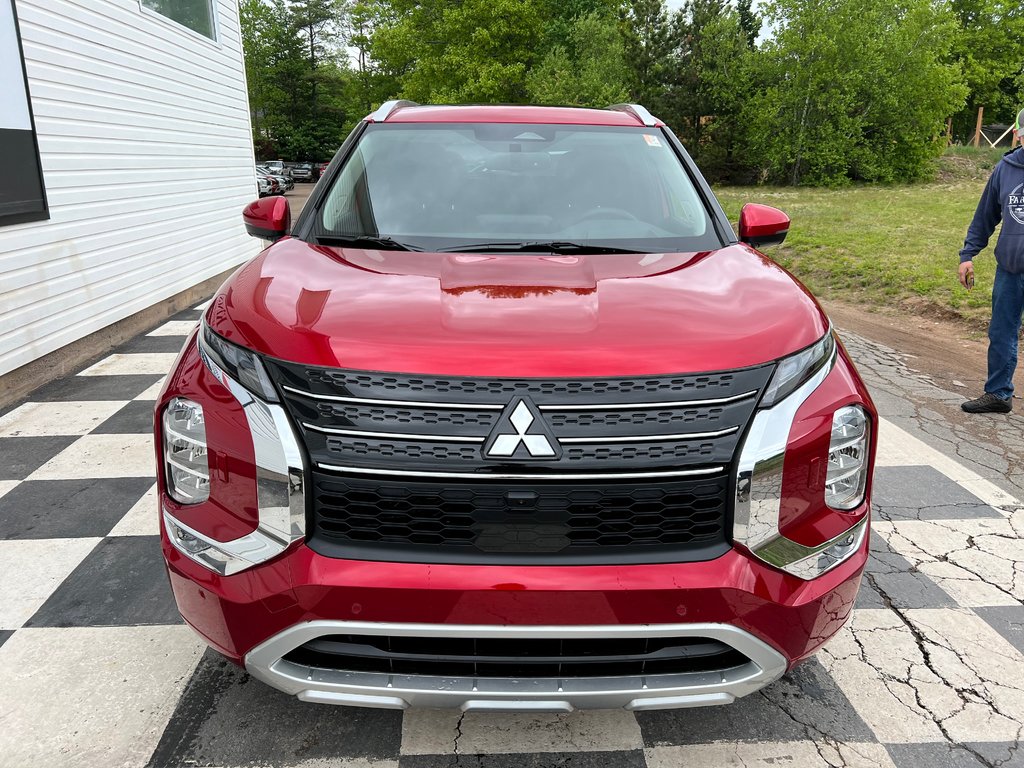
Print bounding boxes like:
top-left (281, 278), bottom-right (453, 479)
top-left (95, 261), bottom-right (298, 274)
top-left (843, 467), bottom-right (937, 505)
top-left (738, 203), bottom-right (790, 249)
top-left (243, 196), bottom-right (290, 241)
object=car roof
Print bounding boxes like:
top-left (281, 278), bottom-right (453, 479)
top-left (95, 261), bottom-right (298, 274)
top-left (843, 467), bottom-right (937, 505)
top-left (377, 104), bottom-right (661, 127)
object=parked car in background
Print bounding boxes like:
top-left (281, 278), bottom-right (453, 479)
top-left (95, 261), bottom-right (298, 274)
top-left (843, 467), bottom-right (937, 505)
top-left (256, 173), bottom-right (273, 198)
top-left (257, 165), bottom-right (294, 192)
top-left (255, 168), bottom-right (281, 197)
top-left (291, 162), bottom-right (315, 182)
top-left (263, 160), bottom-right (290, 178)
top-left (317, 161), bottom-right (329, 178)
top-left (159, 102), bottom-right (875, 712)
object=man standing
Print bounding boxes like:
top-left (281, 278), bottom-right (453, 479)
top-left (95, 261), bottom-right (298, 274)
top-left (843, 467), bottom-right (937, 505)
top-left (960, 108), bottom-right (1024, 413)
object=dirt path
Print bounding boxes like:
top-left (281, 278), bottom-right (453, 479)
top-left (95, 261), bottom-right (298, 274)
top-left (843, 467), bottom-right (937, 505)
top-left (823, 298), bottom-right (1024, 401)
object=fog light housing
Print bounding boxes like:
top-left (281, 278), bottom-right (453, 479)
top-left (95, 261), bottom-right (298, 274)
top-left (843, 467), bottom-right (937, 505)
top-left (825, 405), bottom-right (870, 510)
top-left (163, 397), bottom-right (210, 504)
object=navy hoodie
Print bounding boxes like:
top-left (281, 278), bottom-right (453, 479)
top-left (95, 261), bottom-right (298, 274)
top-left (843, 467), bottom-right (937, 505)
top-left (960, 147), bottom-right (1024, 272)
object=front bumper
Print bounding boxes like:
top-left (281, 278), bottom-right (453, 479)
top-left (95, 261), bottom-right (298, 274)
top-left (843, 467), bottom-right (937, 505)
top-left (162, 527), bottom-right (867, 709)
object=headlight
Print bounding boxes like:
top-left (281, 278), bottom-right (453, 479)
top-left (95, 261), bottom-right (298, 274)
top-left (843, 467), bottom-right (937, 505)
top-left (163, 397), bottom-right (210, 504)
top-left (199, 321), bottom-right (279, 402)
top-left (760, 332), bottom-right (835, 408)
top-left (825, 405), bottom-right (870, 510)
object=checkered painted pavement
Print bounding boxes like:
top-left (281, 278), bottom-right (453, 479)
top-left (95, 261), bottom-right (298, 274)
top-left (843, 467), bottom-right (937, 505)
top-left (1, 303), bottom-right (1022, 768)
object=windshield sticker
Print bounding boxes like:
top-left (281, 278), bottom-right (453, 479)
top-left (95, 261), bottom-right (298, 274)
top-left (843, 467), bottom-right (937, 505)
top-left (643, 134), bottom-right (662, 147)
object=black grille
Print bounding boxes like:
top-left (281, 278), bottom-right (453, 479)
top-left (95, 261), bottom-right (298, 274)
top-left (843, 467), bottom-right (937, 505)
top-left (297, 370), bottom-right (742, 398)
top-left (261, 360), bottom-right (773, 563)
top-left (310, 473), bottom-right (729, 564)
top-left (283, 634), bottom-right (749, 678)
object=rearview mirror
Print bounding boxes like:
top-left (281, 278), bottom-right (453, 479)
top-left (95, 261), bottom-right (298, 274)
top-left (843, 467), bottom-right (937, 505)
top-left (243, 196), bottom-right (290, 241)
top-left (738, 203), bottom-right (790, 249)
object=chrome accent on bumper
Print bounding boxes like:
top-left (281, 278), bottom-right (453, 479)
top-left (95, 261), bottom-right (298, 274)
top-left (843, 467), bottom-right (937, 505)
top-left (244, 621), bottom-right (788, 712)
top-left (733, 343), bottom-right (861, 580)
top-left (164, 339), bottom-right (306, 574)
top-left (315, 463), bottom-right (727, 481)
top-left (754, 516), bottom-right (869, 581)
top-left (163, 507), bottom-right (285, 576)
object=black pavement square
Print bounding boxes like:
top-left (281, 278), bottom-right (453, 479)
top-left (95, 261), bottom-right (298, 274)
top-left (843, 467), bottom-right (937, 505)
top-left (872, 466), bottom-right (1003, 521)
top-left (114, 334), bottom-right (189, 354)
top-left (0, 436), bottom-right (78, 480)
top-left (91, 401), bottom-right (156, 434)
top-left (973, 606), bottom-right (1024, 655)
top-left (170, 308), bottom-right (204, 322)
top-left (886, 742), bottom-right (995, 768)
top-left (863, 531), bottom-right (957, 610)
top-left (0, 630), bottom-right (12, 650)
top-left (400, 751), bottom-right (648, 768)
top-left (965, 743), bottom-right (1024, 767)
top-left (0, 477), bottom-right (152, 539)
top-left (637, 658), bottom-right (874, 746)
top-left (25, 535), bottom-right (180, 627)
top-left (29, 374), bottom-right (164, 402)
top-left (147, 650), bottom-right (403, 767)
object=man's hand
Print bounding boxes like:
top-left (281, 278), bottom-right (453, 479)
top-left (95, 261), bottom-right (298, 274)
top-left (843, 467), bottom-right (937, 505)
top-left (959, 260), bottom-right (975, 289)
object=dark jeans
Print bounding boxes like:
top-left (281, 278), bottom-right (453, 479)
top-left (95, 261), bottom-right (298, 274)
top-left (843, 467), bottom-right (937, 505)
top-left (986, 265), bottom-right (1024, 399)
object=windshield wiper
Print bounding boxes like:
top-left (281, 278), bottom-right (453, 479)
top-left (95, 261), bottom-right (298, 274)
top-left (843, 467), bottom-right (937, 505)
top-left (315, 234), bottom-right (422, 251)
top-left (439, 241), bottom-right (647, 255)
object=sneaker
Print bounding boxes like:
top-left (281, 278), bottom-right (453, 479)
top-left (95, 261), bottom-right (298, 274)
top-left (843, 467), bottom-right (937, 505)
top-left (961, 392), bottom-right (1012, 413)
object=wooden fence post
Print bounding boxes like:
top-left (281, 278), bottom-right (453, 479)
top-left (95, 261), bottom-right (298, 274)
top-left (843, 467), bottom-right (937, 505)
top-left (973, 106), bottom-right (984, 148)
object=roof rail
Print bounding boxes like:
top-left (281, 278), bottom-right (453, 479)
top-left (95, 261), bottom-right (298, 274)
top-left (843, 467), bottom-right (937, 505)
top-left (366, 99), bottom-right (419, 123)
top-left (606, 103), bottom-right (659, 127)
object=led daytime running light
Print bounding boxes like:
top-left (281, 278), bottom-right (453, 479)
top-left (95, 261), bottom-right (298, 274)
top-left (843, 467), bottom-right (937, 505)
top-left (760, 331), bottom-right (835, 408)
top-left (199, 321), bottom-right (279, 403)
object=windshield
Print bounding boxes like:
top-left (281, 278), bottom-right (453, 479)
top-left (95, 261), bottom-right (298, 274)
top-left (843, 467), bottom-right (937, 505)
top-left (316, 123), bottom-right (720, 253)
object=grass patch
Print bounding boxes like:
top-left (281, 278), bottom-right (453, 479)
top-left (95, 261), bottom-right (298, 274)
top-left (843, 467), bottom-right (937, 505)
top-left (713, 155), bottom-right (1002, 327)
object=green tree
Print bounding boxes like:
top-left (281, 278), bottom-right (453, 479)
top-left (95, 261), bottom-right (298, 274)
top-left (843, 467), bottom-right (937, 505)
top-left (527, 10), bottom-right (630, 105)
top-left (949, 0), bottom-right (1024, 140)
top-left (744, 0), bottom-right (968, 185)
top-left (371, 0), bottom-right (545, 103)
top-left (622, 0), bottom-right (674, 114)
top-left (240, 0), bottom-right (360, 160)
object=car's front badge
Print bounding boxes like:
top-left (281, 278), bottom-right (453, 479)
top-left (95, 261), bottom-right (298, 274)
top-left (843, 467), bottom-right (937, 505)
top-left (483, 397), bottom-right (562, 460)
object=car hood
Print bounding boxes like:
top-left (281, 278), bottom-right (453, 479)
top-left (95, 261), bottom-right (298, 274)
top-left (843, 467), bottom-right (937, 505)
top-left (208, 238), bottom-right (829, 377)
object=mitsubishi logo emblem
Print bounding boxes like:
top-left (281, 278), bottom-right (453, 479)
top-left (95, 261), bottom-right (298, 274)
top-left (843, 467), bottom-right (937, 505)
top-left (483, 397), bottom-right (561, 460)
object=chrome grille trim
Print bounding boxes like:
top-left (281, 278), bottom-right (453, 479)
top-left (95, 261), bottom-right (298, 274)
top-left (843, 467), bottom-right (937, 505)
top-left (537, 390), bottom-right (759, 411)
top-left (559, 426), bottom-right (738, 444)
top-left (316, 463), bottom-right (727, 481)
top-left (282, 385), bottom-right (503, 410)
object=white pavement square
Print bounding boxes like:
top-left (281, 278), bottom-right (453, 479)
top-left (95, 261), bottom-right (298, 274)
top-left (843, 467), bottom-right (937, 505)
top-left (401, 709), bottom-right (646, 755)
top-left (78, 353), bottom-right (180, 377)
top-left (0, 626), bottom-right (204, 768)
top-left (644, 742), bottom-right (899, 768)
top-left (0, 401), bottom-right (128, 437)
top-left (28, 434), bottom-right (156, 480)
top-left (146, 321), bottom-right (198, 337)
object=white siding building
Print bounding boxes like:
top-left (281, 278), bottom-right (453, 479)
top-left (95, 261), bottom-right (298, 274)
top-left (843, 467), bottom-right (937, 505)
top-left (0, 0), bottom-right (259, 390)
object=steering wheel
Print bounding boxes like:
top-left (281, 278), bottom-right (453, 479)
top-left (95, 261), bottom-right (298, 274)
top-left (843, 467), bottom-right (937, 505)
top-left (570, 206), bottom-right (641, 224)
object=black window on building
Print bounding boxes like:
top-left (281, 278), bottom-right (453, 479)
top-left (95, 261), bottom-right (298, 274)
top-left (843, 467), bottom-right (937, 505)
top-left (0, 0), bottom-right (47, 226)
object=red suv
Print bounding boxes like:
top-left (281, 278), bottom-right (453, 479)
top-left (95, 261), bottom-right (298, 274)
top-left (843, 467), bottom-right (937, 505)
top-left (156, 102), bottom-right (875, 711)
